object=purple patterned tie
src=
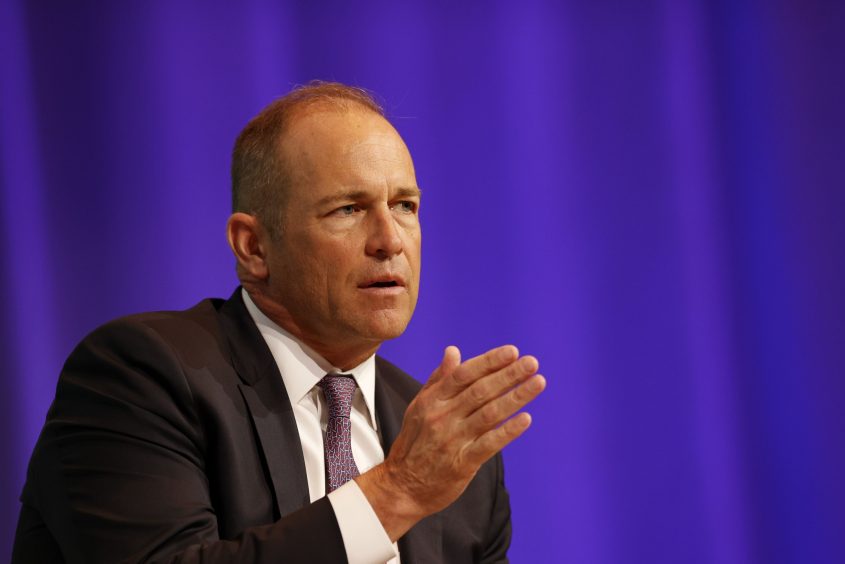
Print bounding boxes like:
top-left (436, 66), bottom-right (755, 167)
top-left (318, 374), bottom-right (360, 493)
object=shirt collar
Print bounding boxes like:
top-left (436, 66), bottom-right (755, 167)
top-left (241, 289), bottom-right (378, 430)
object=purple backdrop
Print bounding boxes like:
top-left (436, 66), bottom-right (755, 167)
top-left (2, 1), bottom-right (844, 562)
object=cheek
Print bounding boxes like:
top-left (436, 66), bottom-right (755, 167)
top-left (406, 231), bottom-right (422, 270)
top-left (314, 249), bottom-right (357, 299)
top-left (275, 247), bottom-right (327, 299)
top-left (396, 216), bottom-right (420, 244)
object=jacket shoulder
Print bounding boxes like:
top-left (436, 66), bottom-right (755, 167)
top-left (87, 297), bottom-right (226, 339)
top-left (73, 297), bottom-right (230, 366)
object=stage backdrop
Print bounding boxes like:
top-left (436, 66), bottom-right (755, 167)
top-left (2, 1), bottom-right (843, 562)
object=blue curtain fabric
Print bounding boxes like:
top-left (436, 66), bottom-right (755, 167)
top-left (2, 1), bottom-right (843, 562)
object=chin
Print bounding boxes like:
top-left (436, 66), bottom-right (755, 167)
top-left (358, 310), bottom-right (413, 341)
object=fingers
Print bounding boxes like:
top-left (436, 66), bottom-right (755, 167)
top-left (457, 355), bottom-right (539, 416)
top-left (439, 346), bottom-right (462, 380)
top-left (464, 411), bottom-right (534, 466)
top-left (437, 345), bottom-right (520, 398)
top-left (465, 374), bottom-right (545, 438)
top-left (422, 346), bottom-right (461, 389)
top-left (376, 344), bottom-right (544, 522)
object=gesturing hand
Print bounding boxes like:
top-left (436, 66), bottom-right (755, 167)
top-left (356, 345), bottom-right (545, 541)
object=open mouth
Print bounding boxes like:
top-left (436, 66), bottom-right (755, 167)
top-left (366, 281), bottom-right (399, 288)
top-left (359, 276), bottom-right (405, 290)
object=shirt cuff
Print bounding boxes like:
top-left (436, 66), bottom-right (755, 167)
top-left (328, 480), bottom-right (398, 564)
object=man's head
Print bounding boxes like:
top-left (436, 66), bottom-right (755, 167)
top-left (227, 82), bottom-right (422, 369)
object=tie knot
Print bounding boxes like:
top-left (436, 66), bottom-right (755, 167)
top-left (318, 374), bottom-right (357, 419)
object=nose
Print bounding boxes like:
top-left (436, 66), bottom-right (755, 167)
top-left (365, 206), bottom-right (403, 260)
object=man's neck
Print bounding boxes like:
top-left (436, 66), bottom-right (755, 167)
top-left (244, 287), bottom-right (380, 371)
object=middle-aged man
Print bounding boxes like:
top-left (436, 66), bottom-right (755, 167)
top-left (13, 82), bottom-right (546, 563)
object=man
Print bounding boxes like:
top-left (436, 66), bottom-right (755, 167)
top-left (13, 82), bottom-right (545, 563)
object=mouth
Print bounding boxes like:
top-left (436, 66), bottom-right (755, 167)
top-left (358, 275), bottom-right (406, 291)
top-left (369, 281), bottom-right (398, 288)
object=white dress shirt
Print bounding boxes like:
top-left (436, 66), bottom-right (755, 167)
top-left (243, 290), bottom-right (399, 564)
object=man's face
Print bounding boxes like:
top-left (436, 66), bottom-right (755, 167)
top-left (262, 107), bottom-right (421, 357)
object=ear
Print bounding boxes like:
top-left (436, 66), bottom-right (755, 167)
top-left (227, 212), bottom-right (269, 281)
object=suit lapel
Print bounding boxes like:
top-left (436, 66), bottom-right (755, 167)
top-left (218, 289), bottom-right (311, 520)
top-left (375, 362), bottom-right (443, 564)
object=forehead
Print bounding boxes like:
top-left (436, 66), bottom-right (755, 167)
top-left (279, 107), bottom-right (417, 203)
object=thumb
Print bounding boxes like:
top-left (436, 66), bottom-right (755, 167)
top-left (427, 345), bottom-right (461, 386)
top-left (441, 345), bottom-right (461, 373)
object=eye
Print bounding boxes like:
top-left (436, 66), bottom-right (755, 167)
top-left (391, 201), bottom-right (417, 214)
top-left (334, 204), bottom-right (359, 217)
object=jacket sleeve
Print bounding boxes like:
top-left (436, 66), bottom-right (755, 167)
top-left (480, 453), bottom-right (513, 564)
top-left (18, 318), bottom-right (346, 564)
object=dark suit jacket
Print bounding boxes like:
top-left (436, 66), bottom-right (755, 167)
top-left (13, 289), bottom-right (511, 563)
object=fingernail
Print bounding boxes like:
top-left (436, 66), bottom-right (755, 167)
top-left (520, 356), bottom-right (537, 372)
top-left (519, 412), bottom-right (533, 428)
top-left (530, 375), bottom-right (546, 391)
top-left (501, 346), bottom-right (518, 361)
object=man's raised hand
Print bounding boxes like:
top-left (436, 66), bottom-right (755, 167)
top-left (356, 345), bottom-right (546, 541)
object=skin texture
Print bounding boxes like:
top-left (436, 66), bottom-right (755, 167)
top-left (227, 104), bottom-right (545, 543)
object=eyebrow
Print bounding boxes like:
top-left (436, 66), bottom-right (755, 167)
top-left (315, 186), bottom-right (422, 207)
top-left (395, 186), bottom-right (423, 199)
